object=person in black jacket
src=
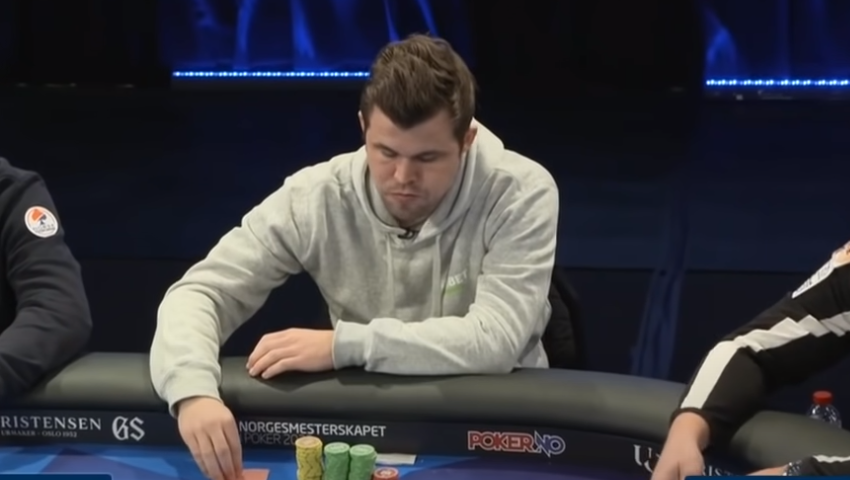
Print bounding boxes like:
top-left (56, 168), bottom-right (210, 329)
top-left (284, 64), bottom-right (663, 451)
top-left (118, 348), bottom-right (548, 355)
top-left (651, 240), bottom-right (850, 479)
top-left (0, 157), bottom-right (91, 398)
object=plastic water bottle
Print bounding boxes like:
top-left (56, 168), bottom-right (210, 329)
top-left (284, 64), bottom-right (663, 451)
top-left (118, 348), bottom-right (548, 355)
top-left (807, 390), bottom-right (842, 427)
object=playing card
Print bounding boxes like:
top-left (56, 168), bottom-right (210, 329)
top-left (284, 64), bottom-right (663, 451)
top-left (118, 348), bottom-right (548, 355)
top-left (242, 468), bottom-right (270, 480)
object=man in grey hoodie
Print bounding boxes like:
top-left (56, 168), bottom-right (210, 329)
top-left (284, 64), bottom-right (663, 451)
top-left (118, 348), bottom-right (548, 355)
top-left (150, 34), bottom-right (559, 480)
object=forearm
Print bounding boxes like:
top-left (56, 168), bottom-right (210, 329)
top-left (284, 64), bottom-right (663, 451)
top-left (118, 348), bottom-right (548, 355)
top-left (0, 171), bottom-right (92, 398)
top-left (674, 339), bottom-right (769, 446)
top-left (799, 455), bottom-right (850, 476)
top-left (151, 287), bottom-right (228, 414)
top-left (333, 312), bottom-right (528, 375)
top-left (753, 456), bottom-right (850, 476)
top-left (666, 411), bottom-right (710, 451)
top-left (150, 210), bottom-right (302, 412)
top-left (675, 260), bottom-right (850, 446)
top-left (0, 304), bottom-right (90, 398)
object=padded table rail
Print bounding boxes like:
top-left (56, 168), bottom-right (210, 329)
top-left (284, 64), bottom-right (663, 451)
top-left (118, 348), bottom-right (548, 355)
top-left (6, 352), bottom-right (850, 470)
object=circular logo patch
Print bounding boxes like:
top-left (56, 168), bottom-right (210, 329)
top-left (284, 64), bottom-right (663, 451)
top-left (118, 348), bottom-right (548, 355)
top-left (24, 206), bottom-right (59, 238)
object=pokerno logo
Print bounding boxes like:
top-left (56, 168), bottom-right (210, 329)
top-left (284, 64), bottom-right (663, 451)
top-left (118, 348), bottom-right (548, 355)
top-left (112, 416), bottom-right (145, 442)
top-left (467, 430), bottom-right (566, 457)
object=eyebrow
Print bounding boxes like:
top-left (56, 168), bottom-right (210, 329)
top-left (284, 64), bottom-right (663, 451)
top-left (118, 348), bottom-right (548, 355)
top-left (373, 142), bottom-right (446, 158)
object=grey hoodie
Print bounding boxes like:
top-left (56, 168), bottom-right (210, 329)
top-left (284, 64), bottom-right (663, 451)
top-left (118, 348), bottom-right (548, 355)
top-left (150, 122), bottom-right (559, 412)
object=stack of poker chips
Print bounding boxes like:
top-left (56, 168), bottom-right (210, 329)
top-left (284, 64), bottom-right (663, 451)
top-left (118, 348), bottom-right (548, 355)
top-left (347, 444), bottom-right (378, 480)
top-left (295, 436), bottom-right (324, 480)
top-left (371, 467), bottom-right (400, 480)
top-left (322, 442), bottom-right (351, 480)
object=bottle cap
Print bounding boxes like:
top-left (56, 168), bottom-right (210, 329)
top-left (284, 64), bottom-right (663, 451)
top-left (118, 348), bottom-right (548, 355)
top-left (813, 390), bottom-right (833, 405)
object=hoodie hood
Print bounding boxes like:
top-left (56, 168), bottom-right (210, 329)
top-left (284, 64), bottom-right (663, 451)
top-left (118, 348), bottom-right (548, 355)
top-left (350, 120), bottom-right (506, 317)
top-left (352, 120), bottom-right (505, 244)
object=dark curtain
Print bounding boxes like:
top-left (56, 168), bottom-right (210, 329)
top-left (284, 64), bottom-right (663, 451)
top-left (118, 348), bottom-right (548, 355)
top-left (3, 0), bottom-right (704, 91)
top-left (3, 0), bottom-right (164, 87)
top-left (468, 0), bottom-right (705, 98)
top-left (465, 0), bottom-right (704, 379)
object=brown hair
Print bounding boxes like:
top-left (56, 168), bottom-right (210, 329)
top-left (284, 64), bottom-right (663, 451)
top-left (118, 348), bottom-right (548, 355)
top-left (360, 34), bottom-right (476, 142)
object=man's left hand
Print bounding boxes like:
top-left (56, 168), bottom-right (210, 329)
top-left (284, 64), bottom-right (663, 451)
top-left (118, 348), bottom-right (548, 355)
top-left (247, 328), bottom-right (334, 379)
top-left (748, 466), bottom-right (785, 476)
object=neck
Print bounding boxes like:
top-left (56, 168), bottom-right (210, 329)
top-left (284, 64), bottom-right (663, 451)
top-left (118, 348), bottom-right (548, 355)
top-left (397, 218), bottom-right (426, 231)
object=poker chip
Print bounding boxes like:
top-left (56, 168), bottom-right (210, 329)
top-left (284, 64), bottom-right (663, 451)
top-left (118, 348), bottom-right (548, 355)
top-left (323, 442), bottom-right (351, 480)
top-left (371, 467), bottom-right (400, 480)
top-left (295, 436), bottom-right (324, 480)
top-left (348, 444), bottom-right (378, 480)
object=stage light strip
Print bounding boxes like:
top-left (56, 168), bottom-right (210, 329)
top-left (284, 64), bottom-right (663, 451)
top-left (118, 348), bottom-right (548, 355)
top-left (706, 78), bottom-right (850, 87)
top-left (172, 72), bottom-right (850, 88)
top-left (172, 71), bottom-right (370, 79)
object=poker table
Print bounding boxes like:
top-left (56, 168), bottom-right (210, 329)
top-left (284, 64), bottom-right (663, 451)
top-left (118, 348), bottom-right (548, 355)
top-left (2, 353), bottom-right (850, 480)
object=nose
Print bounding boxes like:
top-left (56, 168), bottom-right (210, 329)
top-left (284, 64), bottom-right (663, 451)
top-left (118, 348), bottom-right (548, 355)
top-left (393, 158), bottom-right (418, 185)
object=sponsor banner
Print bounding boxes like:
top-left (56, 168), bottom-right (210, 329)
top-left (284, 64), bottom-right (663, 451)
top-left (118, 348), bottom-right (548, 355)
top-left (467, 430), bottom-right (566, 457)
top-left (632, 443), bottom-right (741, 476)
top-left (236, 419), bottom-right (388, 447)
top-left (0, 411), bottom-right (177, 446)
top-left (0, 410), bottom-right (745, 475)
top-left (0, 411), bottom-right (398, 449)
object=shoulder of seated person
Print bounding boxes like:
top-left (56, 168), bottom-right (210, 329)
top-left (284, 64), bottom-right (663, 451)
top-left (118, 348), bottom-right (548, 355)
top-left (485, 151), bottom-right (557, 193)
top-left (284, 154), bottom-right (360, 203)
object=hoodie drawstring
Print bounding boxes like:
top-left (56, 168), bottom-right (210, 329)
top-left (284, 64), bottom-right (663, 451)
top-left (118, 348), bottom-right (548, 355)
top-left (385, 238), bottom-right (395, 312)
top-left (431, 233), bottom-right (442, 316)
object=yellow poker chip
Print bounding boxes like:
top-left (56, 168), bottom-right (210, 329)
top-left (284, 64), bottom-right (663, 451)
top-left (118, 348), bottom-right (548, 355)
top-left (295, 435), bottom-right (323, 478)
top-left (295, 436), bottom-right (322, 449)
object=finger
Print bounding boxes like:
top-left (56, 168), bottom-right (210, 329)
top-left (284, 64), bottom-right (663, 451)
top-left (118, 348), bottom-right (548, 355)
top-left (247, 341), bottom-right (270, 369)
top-left (210, 426), bottom-right (236, 480)
top-left (185, 434), bottom-right (208, 478)
top-left (680, 465), bottom-right (703, 480)
top-left (247, 331), bottom-right (291, 368)
top-left (748, 467), bottom-right (781, 476)
top-left (223, 419), bottom-right (244, 477)
top-left (650, 465), bottom-right (672, 480)
top-left (250, 348), bottom-right (296, 377)
top-left (197, 432), bottom-right (225, 480)
top-left (261, 357), bottom-right (298, 379)
top-left (249, 350), bottom-right (282, 377)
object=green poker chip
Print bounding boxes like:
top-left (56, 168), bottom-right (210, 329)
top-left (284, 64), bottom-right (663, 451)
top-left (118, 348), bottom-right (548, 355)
top-left (347, 444), bottom-right (378, 480)
top-left (323, 442), bottom-right (351, 480)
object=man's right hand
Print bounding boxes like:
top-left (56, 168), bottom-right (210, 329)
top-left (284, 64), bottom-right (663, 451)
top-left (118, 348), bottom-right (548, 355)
top-left (651, 412), bottom-right (711, 480)
top-left (650, 440), bottom-right (705, 480)
top-left (177, 397), bottom-right (243, 480)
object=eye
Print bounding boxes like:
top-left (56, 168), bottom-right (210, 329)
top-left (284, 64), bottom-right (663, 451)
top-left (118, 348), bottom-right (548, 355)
top-left (381, 148), bottom-right (398, 158)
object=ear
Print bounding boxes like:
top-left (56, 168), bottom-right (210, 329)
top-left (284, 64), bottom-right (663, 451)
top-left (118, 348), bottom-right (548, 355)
top-left (462, 125), bottom-right (478, 154)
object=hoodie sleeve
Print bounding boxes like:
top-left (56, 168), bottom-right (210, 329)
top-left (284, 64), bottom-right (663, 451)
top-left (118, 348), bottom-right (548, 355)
top-left (0, 173), bottom-right (91, 399)
top-left (672, 242), bottom-right (850, 446)
top-left (332, 177), bottom-right (559, 374)
top-left (798, 456), bottom-right (850, 476)
top-left (150, 182), bottom-right (306, 414)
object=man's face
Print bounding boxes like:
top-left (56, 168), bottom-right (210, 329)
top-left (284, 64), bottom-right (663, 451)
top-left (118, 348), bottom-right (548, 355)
top-left (361, 107), bottom-right (476, 228)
